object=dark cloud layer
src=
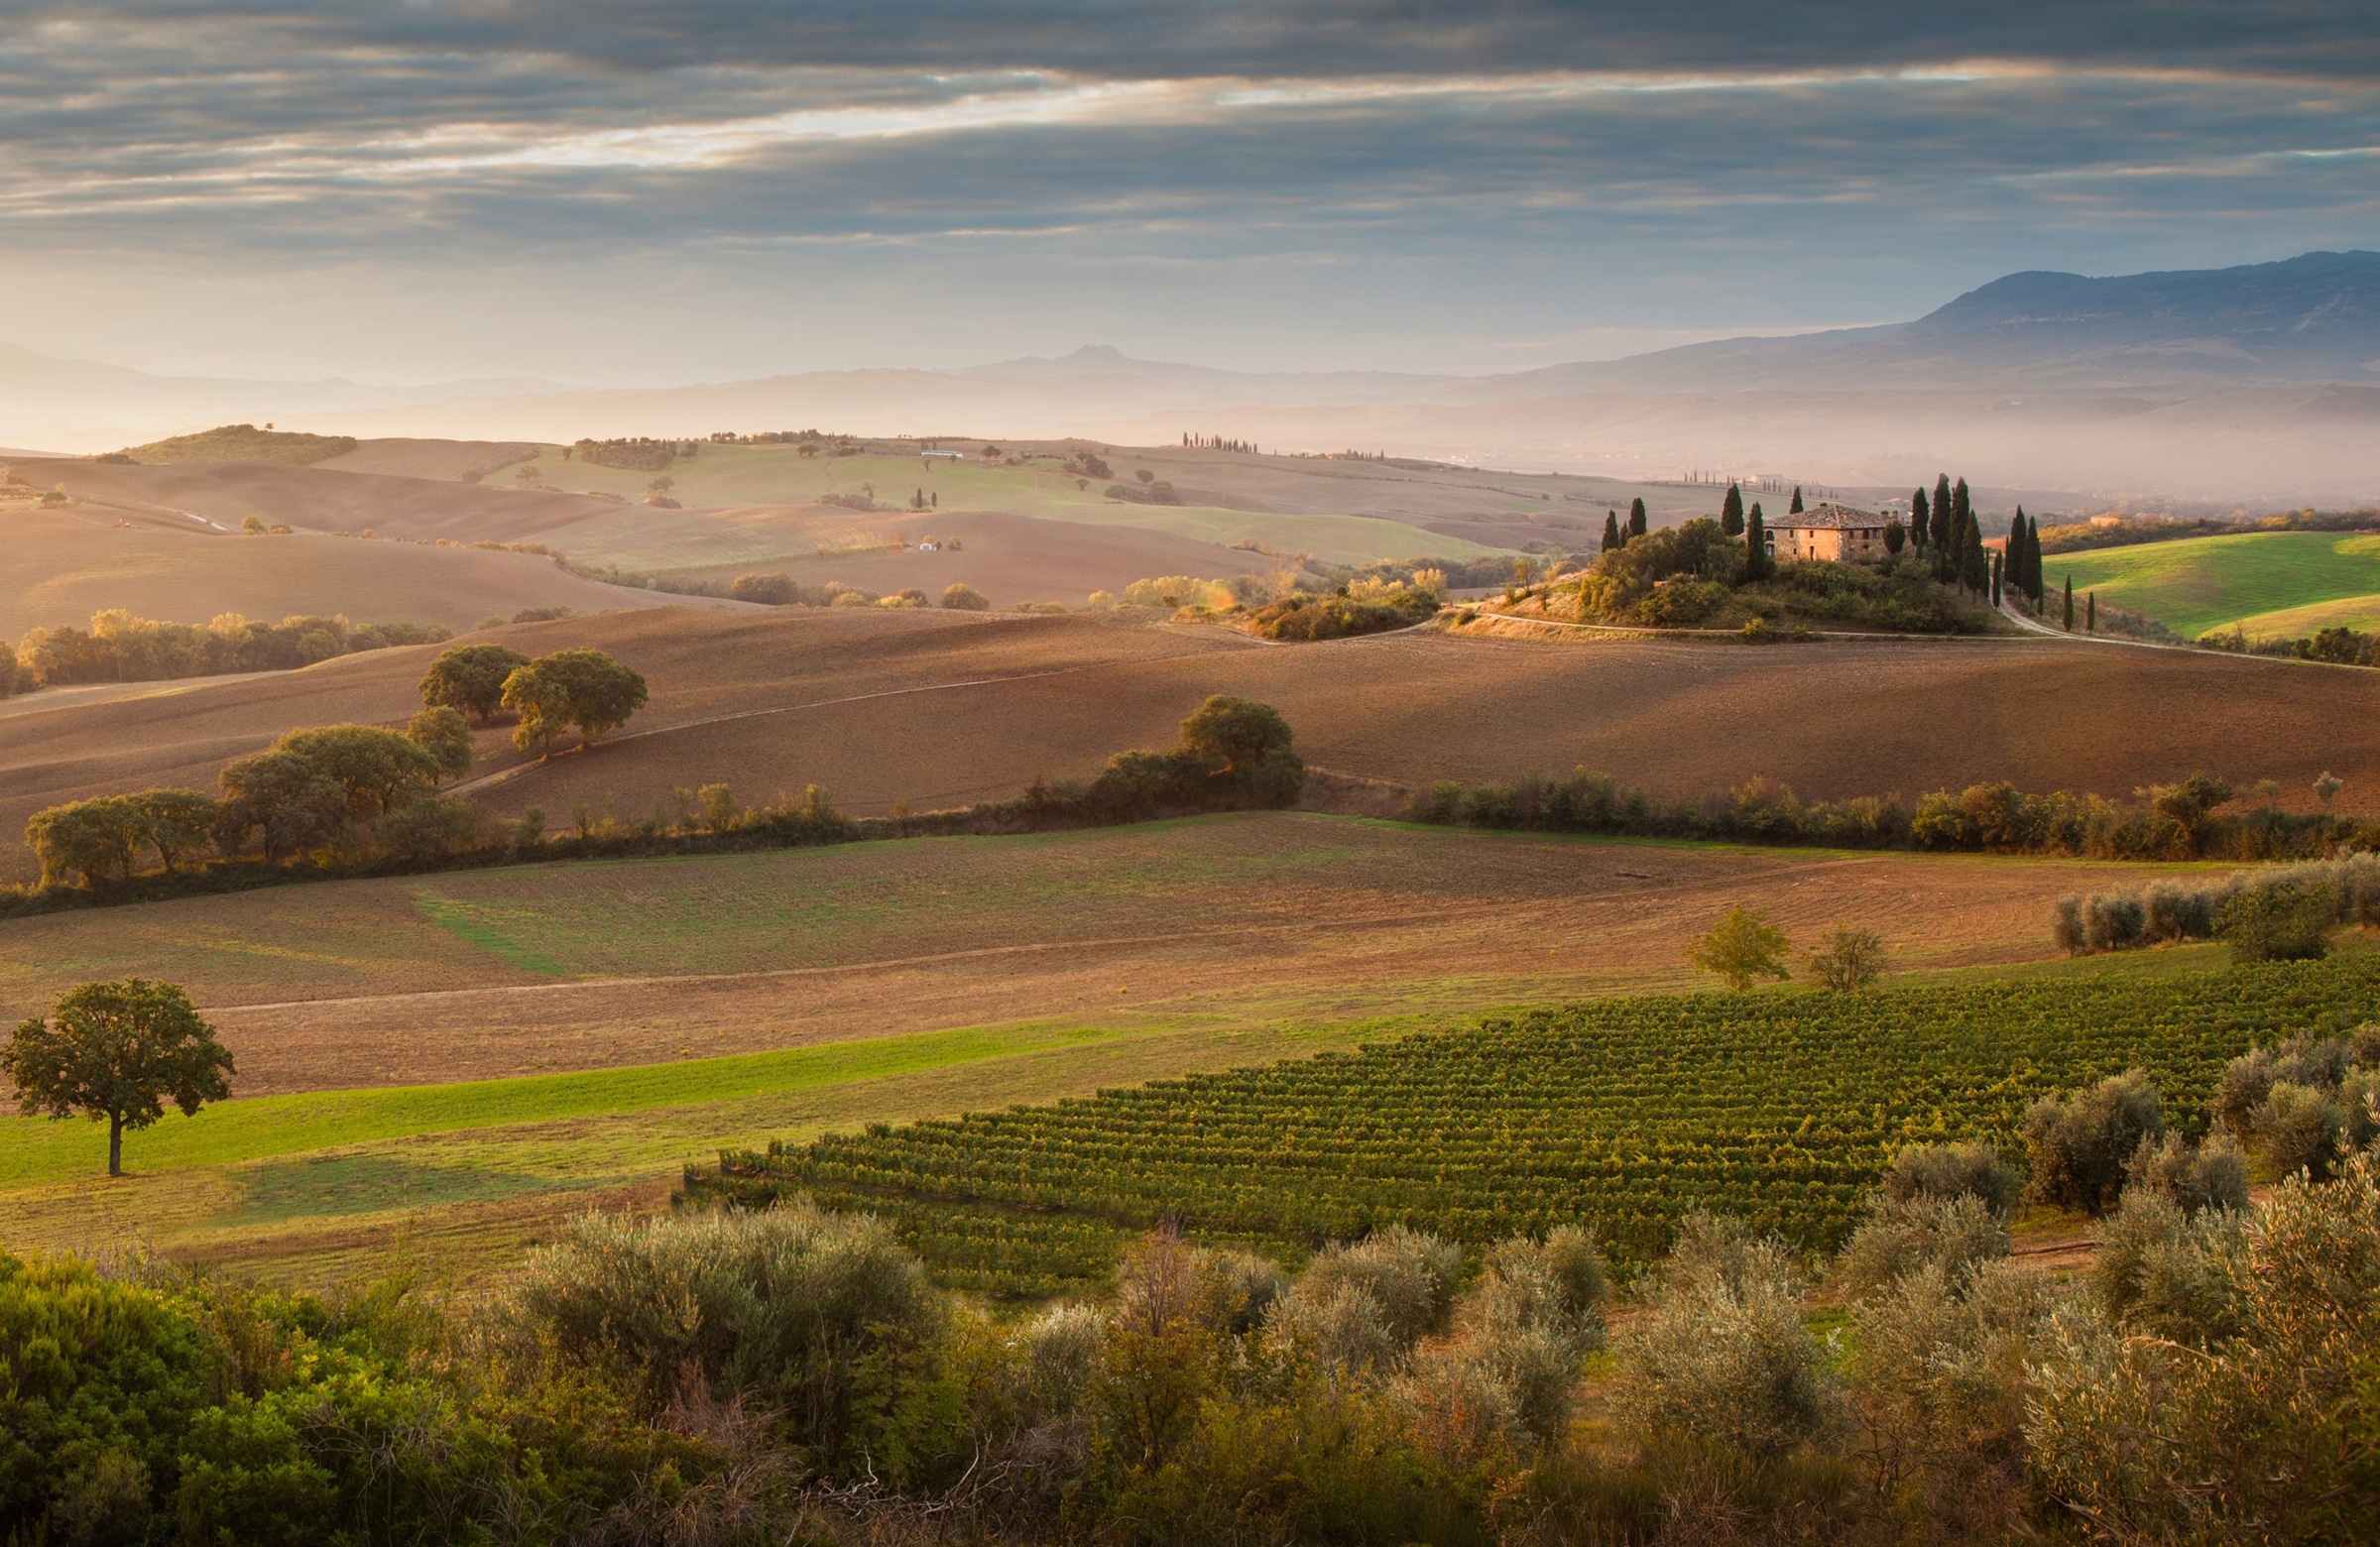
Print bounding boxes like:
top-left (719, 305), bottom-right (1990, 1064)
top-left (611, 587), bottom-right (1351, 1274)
top-left (1, 2), bottom-right (2375, 380)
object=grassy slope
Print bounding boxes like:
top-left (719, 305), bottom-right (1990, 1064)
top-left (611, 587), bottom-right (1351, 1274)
top-left (2047, 532), bottom-right (2380, 639)
top-left (512, 444), bottom-right (1510, 568)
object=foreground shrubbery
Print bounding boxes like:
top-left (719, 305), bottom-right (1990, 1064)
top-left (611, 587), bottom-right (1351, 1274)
top-left (12, 1140), bottom-right (2377, 1544)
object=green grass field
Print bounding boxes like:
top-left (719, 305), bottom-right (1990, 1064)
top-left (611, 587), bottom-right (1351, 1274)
top-left (2046, 532), bottom-right (2380, 640)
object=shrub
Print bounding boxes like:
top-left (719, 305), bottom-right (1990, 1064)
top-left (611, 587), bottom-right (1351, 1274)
top-left (1881, 1139), bottom-right (2020, 1215)
top-left (1805, 922), bottom-right (1886, 991)
top-left (2121, 1130), bottom-right (2251, 1214)
top-left (503, 1202), bottom-right (959, 1485)
top-left (1291, 1227), bottom-right (1462, 1348)
top-left (1836, 1193), bottom-right (2009, 1295)
top-left (1610, 1216), bottom-right (1845, 1462)
top-left (2023, 1070), bottom-right (2166, 1214)
top-left (941, 583), bottom-right (990, 611)
top-left (2257, 1082), bottom-right (2347, 1180)
top-left (2052, 894), bottom-right (2086, 953)
top-left (373, 795), bottom-right (490, 861)
top-left (2091, 1192), bottom-right (2251, 1347)
top-left (2218, 882), bottom-right (2334, 961)
top-left (729, 571), bottom-right (798, 604)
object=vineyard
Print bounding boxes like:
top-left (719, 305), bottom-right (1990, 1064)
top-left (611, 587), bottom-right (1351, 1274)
top-left (689, 955), bottom-right (2380, 1296)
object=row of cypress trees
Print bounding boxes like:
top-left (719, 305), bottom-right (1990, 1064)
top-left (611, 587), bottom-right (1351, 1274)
top-left (1600, 497), bottom-right (1651, 552)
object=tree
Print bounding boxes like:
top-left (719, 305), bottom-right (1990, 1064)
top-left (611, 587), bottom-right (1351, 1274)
top-left (213, 750), bottom-right (349, 863)
top-left (1883, 516), bottom-right (1906, 555)
top-left (1181, 695), bottom-right (1293, 777)
top-left (1930, 474), bottom-right (1953, 556)
top-left (407, 706), bottom-right (474, 780)
top-left (1789, 485), bottom-right (1804, 515)
top-left (942, 583), bottom-right (991, 611)
top-left (26, 797), bottom-right (143, 888)
top-left (418, 644), bottom-right (530, 724)
top-left (1807, 923), bottom-right (1887, 991)
top-left (1744, 503), bottom-right (1770, 580)
top-left (1720, 484), bottom-right (1745, 537)
top-left (273, 725), bottom-right (444, 822)
top-left (5, 979), bottom-right (233, 1176)
top-left (503, 649), bottom-right (648, 754)
top-left (1628, 498), bottom-right (1647, 540)
top-left (1602, 511), bottom-right (1621, 552)
top-left (2087, 591), bottom-right (2097, 632)
top-left (1690, 906), bottom-right (1792, 992)
top-left (2064, 575), bottom-right (2075, 630)
top-left (1962, 517), bottom-right (1987, 594)
top-left (1909, 488), bottom-right (1929, 551)
top-left (132, 789), bottom-right (216, 872)
top-left (1991, 550), bottom-right (2003, 607)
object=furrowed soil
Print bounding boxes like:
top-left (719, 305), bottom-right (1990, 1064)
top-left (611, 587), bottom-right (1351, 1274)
top-left (7, 604), bottom-right (2377, 883)
top-left (0, 810), bottom-right (2216, 1282)
top-left (0, 505), bottom-right (684, 639)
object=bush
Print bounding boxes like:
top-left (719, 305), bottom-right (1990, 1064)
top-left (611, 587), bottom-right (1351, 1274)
top-left (2024, 1070), bottom-right (2166, 1214)
top-left (2122, 1130), bottom-right (2251, 1214)
top-left (1881, 1139), bottom-right (2020, 1215)
top-left (2257, 1082), bottom-right (2348, 1180)
top-left (2091, 1191), bottom-right (2251, 1346)
top-left (941, 583), bottom-right (990, 611)
top-left (1836, 1193), bottom-right (2009, 1295)
top-left (1805, 922), bottom-right (1886, 991)
top-left (374, 795), bottom-right (491, 861)
top-left (1290, 1227), bottom-right (1462, 1348)
top-left (1609, 1216), bottom-right (1845, 1462)
top-left (503, 1202), bottom-right (960, 1486)
top-left (728, 571), bottom-right (798, 604)
top-left (1245, 588), bottom-right (1437, 641)
top-left (2219, 882), bottom-right (2334, 961)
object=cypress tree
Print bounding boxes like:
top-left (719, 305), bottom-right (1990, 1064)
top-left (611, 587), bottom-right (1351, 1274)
top-left (1964, 518), bottom-right (1987, 593)
top-left (1930, 474), bottom-right (1953, 556)
top-left (1789, 485), bottom-right (1805, 515)
top-left (1910, 487), bottom-right (1930, 551)
top-left (2022, 513), bottom-right (2041, 604)
top-left (1991, 550), bottom-right (2003, 607)
top-left (1721, 484), bottom-right (1745, 536)
top-left (2064, 576), bottom-right (2075, 631)
top-left (1745, 503), bottom-right (1769, 579)
top-left (1602, 510), bottom-right (1621, 552)
top-left (2087, 592), bottom-right (2097, 632)
top-left (1628, 498), bottom-right (1647, 539)
top-left (1884, 516), bottom-right (1906, 554)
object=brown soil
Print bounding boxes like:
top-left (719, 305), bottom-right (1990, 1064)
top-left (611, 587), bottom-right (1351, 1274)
top-left (0, 506), bottom-right (684, 640)
top-left (7, 604), bottom-right (2375, 883)
top-left (0, 811), bottom-right (2207, 1099)
top-left (314, 438), bottom-right (542, 482)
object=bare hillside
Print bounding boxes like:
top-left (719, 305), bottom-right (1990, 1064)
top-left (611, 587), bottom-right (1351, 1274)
top-left (7, 605), bottom-right (2374, 882)
top-left (0, 507), bottom-right (688, 639)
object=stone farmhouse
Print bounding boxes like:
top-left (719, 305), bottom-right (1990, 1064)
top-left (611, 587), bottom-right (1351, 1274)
top-left (1765, 503), bottom-right (1892, 561)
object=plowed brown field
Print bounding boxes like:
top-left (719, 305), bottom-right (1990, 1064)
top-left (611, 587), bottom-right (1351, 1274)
top-left (0, 812), bottom-right (2199, 1103)
top-left (8, 604), bottom-right (2375, 883)
top-left (0, 506), bottom-right (685, 639)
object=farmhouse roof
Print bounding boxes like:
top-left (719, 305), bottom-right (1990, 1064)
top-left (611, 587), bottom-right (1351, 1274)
top-left (1769, 503), bottom-right (1885, 530)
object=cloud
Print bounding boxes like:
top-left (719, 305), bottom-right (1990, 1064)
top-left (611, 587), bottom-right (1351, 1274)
top-left (0, 2), bottom-right (2374, 380)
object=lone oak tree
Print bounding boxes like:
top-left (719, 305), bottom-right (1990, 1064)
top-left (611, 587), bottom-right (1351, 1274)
top-left (6, 980), bottom-right (233, 1176)
top-left (502, 649), bottom-right (649, 756)
top-left (1689, 906), bottom-right (1793, 993)
top-left (417, 643), bottom-right (531, 724)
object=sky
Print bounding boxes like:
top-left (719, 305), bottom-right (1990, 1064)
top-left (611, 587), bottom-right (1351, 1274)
top-left (5, 1), bottom-right (2378, 385)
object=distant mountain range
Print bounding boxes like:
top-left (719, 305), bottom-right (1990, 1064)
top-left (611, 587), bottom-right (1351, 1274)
top-left (5, 253), bottom-right (2377, 502)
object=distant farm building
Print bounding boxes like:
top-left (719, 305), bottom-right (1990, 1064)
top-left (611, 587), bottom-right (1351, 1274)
top-left (1765, 504), bottom-right (1891, 562)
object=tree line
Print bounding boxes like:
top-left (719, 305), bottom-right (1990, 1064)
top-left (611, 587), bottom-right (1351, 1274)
top-left (10, 694), bottom-right (1300, 913)
top-left (1414, 767), bottom-right (2375, 863)
top-left (22, 645), bottom-right (647, 891)
top-left (0, 610), bottom-right (449, 696)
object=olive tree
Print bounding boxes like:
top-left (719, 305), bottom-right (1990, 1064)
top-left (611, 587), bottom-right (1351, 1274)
top-left (5, 980), bottom-right (234, 1176)
top-left (1690, 906), bottom-right (1792, 992)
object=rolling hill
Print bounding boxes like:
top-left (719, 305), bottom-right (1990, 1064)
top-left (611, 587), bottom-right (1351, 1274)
top-left (8, 604), bottom-right (2378, 886)
top-left (2044, 532), bottom-right (2380, 640)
